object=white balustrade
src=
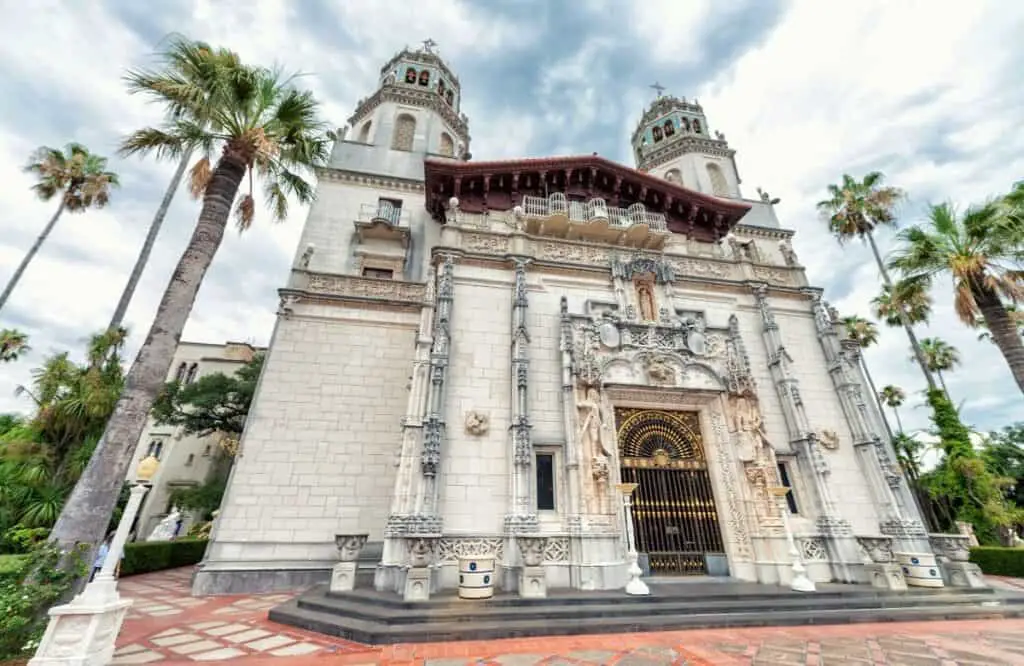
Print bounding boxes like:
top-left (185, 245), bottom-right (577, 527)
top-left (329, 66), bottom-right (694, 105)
top-left (520, 194), bottom-right (667, 231)
top-left (358, 202), bottom-right (410, 227)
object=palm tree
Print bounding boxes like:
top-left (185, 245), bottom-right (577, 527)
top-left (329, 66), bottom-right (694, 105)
top-left (48, 56), bottom-right (330, 562)
top-left (817, 172), bottom-right (937, 390)
top-left (912, 337), bottom-right (961, 396)
top-left (105, 36), bottom-right (243, 334)
top-left (879, 384), bottom-right (906, 432)
top-left (0, 144), bottom-right (120, 313)
top-left (840, 315), bottom-right (893, 436)
top-left (1, 329), bottom-right (30, 363)
top-left (974, 304), bottom-right (1023, 344)
top-left (889, 201), bottom-right (1024, 394)
top-left (871, 281), bottom-right (932, 328)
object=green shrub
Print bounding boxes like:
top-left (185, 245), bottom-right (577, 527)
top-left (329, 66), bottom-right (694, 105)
top-left (0, 553), bottom-right (29, 583)
top-left (121, 538), bottom-right (207, 577)
top-left (969, 546), bottom-right (1024, 578)
top-left (0, 541), bottom-right (87, 660)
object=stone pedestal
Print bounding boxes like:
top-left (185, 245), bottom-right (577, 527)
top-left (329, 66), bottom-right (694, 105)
top-left (864, 562), bottom-right (908, 591)
top-left (941, 561), bottom-right (987, 588)
top-left (330, 561), bottom-right (358, 593)
top-left (30, 583), bottom-right (133, 666)
top-left (403, 566), bottom-right (432, 602)
top-left (519, 565), bottom-right (547, 598)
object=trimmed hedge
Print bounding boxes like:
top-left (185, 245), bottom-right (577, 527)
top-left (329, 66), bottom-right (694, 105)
top-left (122, 538), bottom-right (208, 577)
top-left (0, 554), bottom-right (28, 583)
top-left (969, 546), bottom-right (1024, 578)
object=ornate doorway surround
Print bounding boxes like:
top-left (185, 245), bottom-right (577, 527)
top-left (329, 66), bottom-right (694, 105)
top-left (616, 408), bottom-right (725, 575)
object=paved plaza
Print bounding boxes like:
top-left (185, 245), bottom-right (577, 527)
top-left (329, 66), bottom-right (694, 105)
top-left (113, 568), bottom-right (1024, 665)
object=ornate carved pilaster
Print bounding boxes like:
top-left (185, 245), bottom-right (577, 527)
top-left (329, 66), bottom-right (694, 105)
top-left (749, 283), bottom-right (846, 530)
top-left (802, 288), bottom-right (926, 543)
top-left (506, 258), bottom-right (538, 534)
top-left (559, 297), bottom-right (583, 534)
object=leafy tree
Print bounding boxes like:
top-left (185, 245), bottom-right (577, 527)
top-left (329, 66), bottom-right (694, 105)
top-left (49, 50), bottom-right (330, 571)
top-left (982, 423), bottom-right (1024, 507)
top-left (879, 384), bottom-right (906, 432)
top-left (889, 199), bottom-right (1024, 394)
top-left (0, 144), bottom-right (120, 313)
top-left (106, 36), bottom-right (243, 333)
top-left (817, 172), bottom-right (937, 389)
top-left (1, 329), bottom-right (30, 363)
top-left (151, 352), bottom-right (263, 437)
top-left (871, 281), bottom-right (932, 328)
top-left (912, 337), bottom-right (961, 397)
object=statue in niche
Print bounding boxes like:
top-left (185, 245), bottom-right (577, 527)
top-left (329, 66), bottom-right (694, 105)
top-left (744, 465), bottom-right (781, 527)
top-left (635, 281), bottom-right (656, 322)
top-left (576, 386), bottom-right (613, 506)
top-left (729, 389), bottom-right (773, 463)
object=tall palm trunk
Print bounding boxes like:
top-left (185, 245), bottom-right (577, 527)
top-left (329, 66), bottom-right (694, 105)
top-left (0, 197), bottom-right (67, 313)
top-left (48, 156), bottom-right (246, 571)
top-left (859, 356), bottom-right (894, 441)
top-left (107, 153), bottom-right (191, 333)
top-left (892, 406), bottom-right (904, 433)
top-left (866, 233), bottom-right (937, 391)
top-left (936, 370), bottom-right (950, 397)
top-left (975, 283), bottom-right (1024, 394)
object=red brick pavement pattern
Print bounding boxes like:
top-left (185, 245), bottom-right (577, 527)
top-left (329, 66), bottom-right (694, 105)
top-left (117, 568), bottom-right (1024, 665)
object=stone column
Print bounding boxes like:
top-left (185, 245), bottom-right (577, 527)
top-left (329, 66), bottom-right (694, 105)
top-left (803, 287), bottom-right (928, 551)
top-left (559, 297), bottom-right (583, 549)
top-left (750, 283), bottom-right (860, 581)
top-left (378, 263), bottom-right (447, 591)
top-left (506, 258), bottom-right (539, 535)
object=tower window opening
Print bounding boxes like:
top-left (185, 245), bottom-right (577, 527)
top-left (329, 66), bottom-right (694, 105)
top-left (652, 125), bottom-right (663, 142)
top-left (692, 119), bottom-right (702, 134)
top-left (392, 113), bottom-right (416, 151)
top-left (438, 80), bottom-right (446, 98)
top-left (445, 89), bottom-right (454, 106)
top-left (682, 118), bottom-right (691, 131)
top-left (174, 362), bottom-right (188, 383)
top-left (439, 132), bottom-right (454, 157)
top-left (663, 119), bottom-right (675, 137)
top-left (418, 70), bottom-right (430, 86)
top-left (404, 67), bottom-right (417, 84)
top-left (185, 363), bottom-right (199, 384)
top-left (357, 121), bottom-right (372, 143)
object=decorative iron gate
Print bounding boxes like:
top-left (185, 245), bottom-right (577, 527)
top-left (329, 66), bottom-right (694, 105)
top-left (616, 408), bottom-right (725, 575)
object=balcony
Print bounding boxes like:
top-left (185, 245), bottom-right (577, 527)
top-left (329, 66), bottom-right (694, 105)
top-left (354, 202), bottom-right (411, 247)
top-left (519, 194), bottom-right (670, 249)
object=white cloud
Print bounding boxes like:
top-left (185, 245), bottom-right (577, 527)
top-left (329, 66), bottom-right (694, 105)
top-left (0, 0), bottom-right (1021, 439)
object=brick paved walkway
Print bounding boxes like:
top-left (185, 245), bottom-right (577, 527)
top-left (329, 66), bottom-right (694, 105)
top-left (114, 568), bottom-right (1024, 665)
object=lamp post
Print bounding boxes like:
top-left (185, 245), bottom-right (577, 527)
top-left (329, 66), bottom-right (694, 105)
top-left (768, 485), bottom-right (815, 593)
top-left (30, 455), bottom-right (160, 666)
top-left (615, 481), bottom-right (649, 596)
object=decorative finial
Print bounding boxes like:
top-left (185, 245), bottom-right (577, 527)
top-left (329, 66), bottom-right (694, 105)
top-left (422, 38), bottom-right (438, 54)
top-left (649, 81), bottom-right (666, 98)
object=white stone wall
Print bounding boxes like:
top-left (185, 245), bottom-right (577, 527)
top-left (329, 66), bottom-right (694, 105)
top-left (207, 304), bottom-right (416, 569)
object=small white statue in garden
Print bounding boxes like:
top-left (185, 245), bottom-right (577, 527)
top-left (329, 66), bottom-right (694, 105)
top-left (147, 507), bottom-right (182, 542)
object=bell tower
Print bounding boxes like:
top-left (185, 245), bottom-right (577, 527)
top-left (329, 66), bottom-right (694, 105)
top-left (630, 85), bottom-right (742, 199)
top-left (334, 40), bottom-right (472, 177)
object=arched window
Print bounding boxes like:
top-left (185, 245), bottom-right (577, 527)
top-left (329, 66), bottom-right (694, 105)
top-left (418, 70), bottom-right (430, 86)
top-left (681, 118), bottom-right (691, 131)
top-left (663, 119), bottom-right (675, 137)
top-left (357, 121), bottom-right (372, 143)
top-left (438, 80), bottom-right (447, 98)
top-left (392, 113), bottom-right (416, 151)
top-left (185, 363), bottom-right (199, 384)
top-left (383, 71), bottom-right (396, 86)
top-left (692, 119), bottom-right (702, 134)
top-left (439, 132), bottom-right (454, 157)
top-left (147, 440), bottom-right (163, 460)
top-left (174, 362), bottom-right (187, 382)
top-left (404, 67), bottom-right (417, 84)
top-left (665, 168), bottom-right (682, 184)
top-left (706, 163), bottom-right (729, 197)
top-left (652, 126), bottom-right (663, 142)
top-left (445, 89), bottom-right (454, 106)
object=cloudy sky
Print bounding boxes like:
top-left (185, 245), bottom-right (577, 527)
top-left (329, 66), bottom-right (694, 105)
top-left (1, 0), bottom-right (1022, 437)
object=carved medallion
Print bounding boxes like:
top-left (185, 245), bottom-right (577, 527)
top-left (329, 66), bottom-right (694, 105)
top-left (687, 330), bottom-right (706, 356)
top-left (598, 322), bottom-right (621, 349)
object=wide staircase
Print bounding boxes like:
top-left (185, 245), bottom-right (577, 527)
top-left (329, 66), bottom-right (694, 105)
top-left (269, 579), bottom-right (1024, 645)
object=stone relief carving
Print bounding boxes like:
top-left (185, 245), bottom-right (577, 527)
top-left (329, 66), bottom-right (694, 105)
top-left (928, 534), bottom-right (972, 562)
top-left (462, 232), bottom-right (510, 254)
top-left (778, 239), bottom-right (799, 267)
top-left (516, 536), bottom-right (547, 566)
top-left (729, 389), bottom-right (773, 463)
top-left (306, 274), bottom-right (426, 302)
top-left (800, 537), bottom-right (828, 562)
top-left (743, 464), bottom-right (781, 529)
top-left (753, 267), bottom-right (790, 285)
top-left (644, 357), bottom-right (677, 386)
top-left (856, 536), bottom-right (895, 564)
top-left (334, 534), bottom-right (369, 562)
top-left (436, 537), bottom-right (504, 563)
top-left (611, 255), bottom-right (675, 283)
top-left (817, 429), bottom-right (840, 450)
top-left (406, 537), bottom-right (437, 567)
top-left (710, 410), bottom-right (753, 562)
top-left (298, 243), bottom-right (315, 269)
top-left (464, 411), bottom-right (490, 436)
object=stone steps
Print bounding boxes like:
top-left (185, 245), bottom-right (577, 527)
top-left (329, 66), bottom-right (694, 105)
top-left (267, 583), bottom-right (1024, 645)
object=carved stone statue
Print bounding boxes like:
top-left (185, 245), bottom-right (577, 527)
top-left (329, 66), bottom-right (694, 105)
top-left (778, 239), bottom-right (798, 267)
top-left (636, 282), bottom-right (656, 321)
top-left (298, 243), bottom-right (315, 269)
top-left (516, 536), bottom-right (547, 567)
top-left (577, 387), bottom-right (612, 460)
top-left (464, 410), bottom-right (489, 436)
top-left (406, 537), bottom-right (435, 568)
top-left (646, 358), bottom-right (675, 386)
top-left (335, 533), bottom-right (368, 562)
top-left (147, 508), bottom-right (182, 542)
top-left (729, 390), bottom-right (772, 462)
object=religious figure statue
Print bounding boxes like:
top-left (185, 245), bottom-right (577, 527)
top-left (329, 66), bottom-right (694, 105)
top-left (577, 387), bottom-right (612, 460)
top-left (729, 390), bottom-right (772, 462)
top-left (298, 243), bottom-right (315, 269)
top-left (147, 508), bottom-right (182, 542)
top-left (636, 282), bottom-right (656, 322)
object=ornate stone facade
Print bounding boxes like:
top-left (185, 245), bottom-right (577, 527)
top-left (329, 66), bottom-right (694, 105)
top-left (193, 42), bottom-right (941, 598)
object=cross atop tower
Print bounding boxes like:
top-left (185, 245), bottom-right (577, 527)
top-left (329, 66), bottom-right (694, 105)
top-left (650, 81), bottom-right (666, 98)
top-left (421, 38), bottom-right (438, 54)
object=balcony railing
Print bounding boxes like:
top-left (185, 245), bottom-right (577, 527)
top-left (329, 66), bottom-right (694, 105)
top-left (520, 194), bottom-right (667, 232)
top-left (358, 202), bottom-right (410, 228)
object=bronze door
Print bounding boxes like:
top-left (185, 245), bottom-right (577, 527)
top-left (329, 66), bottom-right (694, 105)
top-left (616, 408), bottom-right (725, 575)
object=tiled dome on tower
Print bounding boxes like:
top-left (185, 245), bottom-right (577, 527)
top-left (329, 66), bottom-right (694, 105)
top-left (345, 39), bottom-right (471, 161)
top-left (630, 87), bottom-right (741, 199)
